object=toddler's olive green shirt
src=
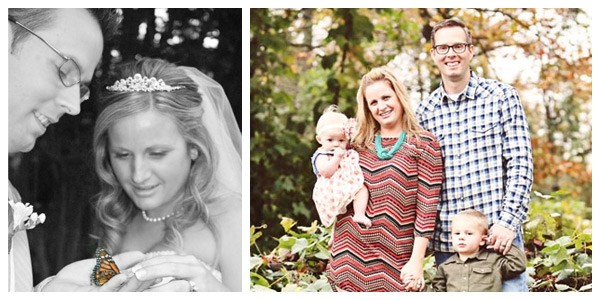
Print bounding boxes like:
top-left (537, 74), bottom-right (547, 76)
top-left (432, 245), bottom-right (527, 292)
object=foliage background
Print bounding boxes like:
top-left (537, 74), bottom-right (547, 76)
top-left (8, 8), bottom-right (241, 285)
top-left (250, 8), bottom-right (592, 291)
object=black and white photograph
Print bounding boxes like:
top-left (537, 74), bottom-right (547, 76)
top-left (8, 8), bottom-right (241, 292)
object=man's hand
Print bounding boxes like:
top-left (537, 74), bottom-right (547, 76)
top-left (486, 224), bottom-right (516, 255)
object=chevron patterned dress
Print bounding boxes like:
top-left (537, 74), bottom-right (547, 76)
top-left (326, 132), bottom-right (443, 291)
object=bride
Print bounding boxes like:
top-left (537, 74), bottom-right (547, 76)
top-left (42, 58), bottom-right (241, 292)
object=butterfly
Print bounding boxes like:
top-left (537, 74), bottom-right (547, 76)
top-left (91, 247), bottom-right (120, 286)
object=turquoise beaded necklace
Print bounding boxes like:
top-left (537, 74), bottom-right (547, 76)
top-left (375, 131), bottom-right (406, 160)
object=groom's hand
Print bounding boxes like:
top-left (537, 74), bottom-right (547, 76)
top-left (41, 251), bottom-right (145, 292)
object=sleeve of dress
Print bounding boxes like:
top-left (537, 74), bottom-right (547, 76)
top-left (414, 134), bottom-right (444, 238)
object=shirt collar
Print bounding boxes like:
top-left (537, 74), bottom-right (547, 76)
top-left (437, 70), bottom-right (479, 103)
top-left (445, 247), bottom-right (490, 264)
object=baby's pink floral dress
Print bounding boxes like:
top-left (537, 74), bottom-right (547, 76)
top-left (311, 149), bottom-right (364, 227)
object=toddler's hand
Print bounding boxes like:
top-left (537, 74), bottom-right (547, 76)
top-left (333, 148), bottom-right (346, 158)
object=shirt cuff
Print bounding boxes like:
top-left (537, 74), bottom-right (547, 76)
top-left (34, 275), bottom-right (56, 292)
top-left (497, 211), bottom-right (520, 231)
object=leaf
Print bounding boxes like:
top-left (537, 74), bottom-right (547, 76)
top-left (554, 268), bottom-right (573, 281)
top-left (533, 190), bottom-right (553, 199)
top-left (250, 284), bottom-right (278, 292)
top-left (555, 236), bottom-right (573, 247)
top-left (250, 230), bottom-right (263, 246)
top-left (250, 271), bottom-right (271, 287)
top-left (278, 235), bottom-right (296, 249)
top-left (315, 243), bottom-right (331, 259)
top-left (315, 250), bottom-right (330, 260)
top-left (554, 283), bottom-right (571, 291)
top-left (280, 217), bottom-right (297, 233)
top-left (297, 220), bottom-right (319, 235)
top-left (250, 256), bottom-right (265, 269)
top-left (541, 242), bottom-right (560, 254)
top-left (291, 238), bottom-right (309, 254)
top-left (306, 276), bottom-right (333, 291)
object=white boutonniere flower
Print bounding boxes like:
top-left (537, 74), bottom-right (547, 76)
top-left (8, 200), bottom-right (46, 253)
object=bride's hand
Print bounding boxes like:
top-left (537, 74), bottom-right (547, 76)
top-left (119, 254), bottom-right (228, 292)
top-left (41, 251), bottom-right (145, 292)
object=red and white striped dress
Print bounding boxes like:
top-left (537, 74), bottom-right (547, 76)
top-left (326, 132), bottom-right (443, 291)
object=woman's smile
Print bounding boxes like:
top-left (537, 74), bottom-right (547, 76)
top-left (131, 183), bottom-right (160, 197)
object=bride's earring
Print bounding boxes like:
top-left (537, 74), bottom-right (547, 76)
top-left (190, 148), bottom-right (199, 160)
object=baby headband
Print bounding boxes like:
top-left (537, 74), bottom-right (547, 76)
top-left (106, 73), bottom-right (184, 92)
top-left (317, 124), bottom-right (345, 136)
top-left (317, 118), bottom-right (357, 139)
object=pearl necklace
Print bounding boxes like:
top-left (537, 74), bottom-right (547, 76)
top-left (374, 131), bottom-right (406, 160)
top-left (142, 210), bottom-right (176, 222)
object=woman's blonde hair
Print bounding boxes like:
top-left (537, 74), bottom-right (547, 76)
top-left (353, 67), bottom-right (423, 149)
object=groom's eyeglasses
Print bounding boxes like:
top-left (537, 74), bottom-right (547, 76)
top-left (9, 16), bottom-right (90, 102)
top-left (432, 43), bottom-right (470, 55)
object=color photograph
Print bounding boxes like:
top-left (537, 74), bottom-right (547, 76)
top-left (250, 8), bottom-right (591, 292)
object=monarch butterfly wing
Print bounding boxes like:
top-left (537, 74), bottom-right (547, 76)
top-left (92, 248), bottom-right (120, 286)
top-left (101, 257), bottom-right (121, 274)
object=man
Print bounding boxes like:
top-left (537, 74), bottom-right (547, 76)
top-left (8, 8), bottom-right (144, 292)
top-left (416, 18), bottom-right (533, 292)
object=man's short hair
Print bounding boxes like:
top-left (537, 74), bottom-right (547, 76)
top-left (430, 18), bottom-right (472, 46)
top-left (9, 8), bottom-right (121, 51)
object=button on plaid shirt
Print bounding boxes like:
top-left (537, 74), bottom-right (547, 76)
top-left (416, 72), bottom-right (533, 252)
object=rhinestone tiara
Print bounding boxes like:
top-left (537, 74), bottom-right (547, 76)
top-left (106, 73), bottom-right (184, 92)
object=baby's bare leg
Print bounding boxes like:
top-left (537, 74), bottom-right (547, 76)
top-left (328, 224), bottom-right (335, 248)
top-left (352, 186), bottom-right (371, 228)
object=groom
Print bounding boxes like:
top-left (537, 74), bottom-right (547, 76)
top-left (8, 8), bottom-right (142, 292)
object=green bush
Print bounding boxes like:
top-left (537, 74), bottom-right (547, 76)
top-left (250, 218), bottom-right (332, 292)
top-left (524, 190), bottom-right (592, 292)
top-left (251, 191), bottom-right (592, 292)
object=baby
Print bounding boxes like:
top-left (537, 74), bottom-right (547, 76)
top-left (432, 209), bottom-right (527, 292)
top-left (311, 105), bottom-right (370, 228)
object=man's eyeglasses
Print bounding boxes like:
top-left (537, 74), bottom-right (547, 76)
top-left (432, 43), bottom-right (470, 55)
top-left (9, 16), bottom-right (90, 102)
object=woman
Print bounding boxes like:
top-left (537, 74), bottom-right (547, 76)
top-left (92, 58), bottom-right (241, 291)
top-left (325, 67), bottom-right (443, 292)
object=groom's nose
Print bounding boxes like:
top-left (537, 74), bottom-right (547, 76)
top-left (56, 85), bottom-right (81, 116)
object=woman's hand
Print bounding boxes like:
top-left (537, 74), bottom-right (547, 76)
top-left (400, 258), bottom-right (425, 292)
top-left (41, 251), bottom-right (145, 292)
top-left (119, 254), bottom-right (229, 292)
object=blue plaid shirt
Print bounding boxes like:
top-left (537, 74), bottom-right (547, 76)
top-left (416, 71), bottom-right (533, 252)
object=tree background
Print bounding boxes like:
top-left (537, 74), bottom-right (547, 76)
top-left (8, 8), bottom-right (241, 285)
top-left (250, 8), bottom-right (592, 290)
